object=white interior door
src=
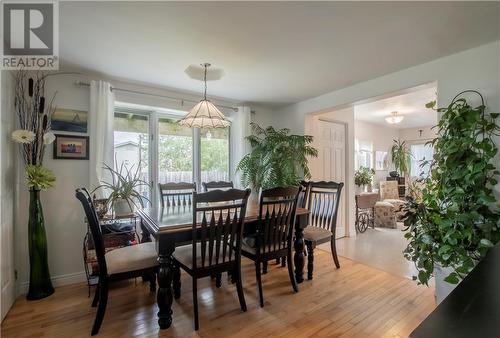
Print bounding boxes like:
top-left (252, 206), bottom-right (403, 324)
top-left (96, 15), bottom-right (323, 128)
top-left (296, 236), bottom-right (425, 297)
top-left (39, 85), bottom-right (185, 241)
top-left (311, 119), bottom-right (347, 238)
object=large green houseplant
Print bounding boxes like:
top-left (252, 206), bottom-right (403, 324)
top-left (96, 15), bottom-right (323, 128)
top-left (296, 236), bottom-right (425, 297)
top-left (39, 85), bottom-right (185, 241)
top-left (391, 140), bottom-right (412, 177)
top-left (236, 123), bottom-right (318, 190)
top-left (403, 91), bottom-right (500, 296)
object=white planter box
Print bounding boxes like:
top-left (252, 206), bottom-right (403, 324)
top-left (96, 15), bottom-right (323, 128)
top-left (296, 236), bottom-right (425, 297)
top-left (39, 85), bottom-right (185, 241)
top-left (434, 264), bottom-right (460, 304)
top-left (113, 198), bottom-right (134, 217)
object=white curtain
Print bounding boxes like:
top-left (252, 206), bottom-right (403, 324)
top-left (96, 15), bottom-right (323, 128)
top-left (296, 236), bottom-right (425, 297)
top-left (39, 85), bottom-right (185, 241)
top-left (89, 81), bottom-right (115, 194)
top-left (230, 106), bottom-right (251, 188)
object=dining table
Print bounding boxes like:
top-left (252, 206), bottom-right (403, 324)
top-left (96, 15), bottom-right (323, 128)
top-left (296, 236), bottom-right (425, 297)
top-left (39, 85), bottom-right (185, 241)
top-left (137, 201), bottom-right (310, 330)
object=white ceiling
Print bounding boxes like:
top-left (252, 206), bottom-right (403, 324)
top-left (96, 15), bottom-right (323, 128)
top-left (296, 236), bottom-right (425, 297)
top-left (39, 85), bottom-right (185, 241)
top-left (59, 2), bottom-right (500, 107)
top-left (354, 85), bottom-right (437, 129)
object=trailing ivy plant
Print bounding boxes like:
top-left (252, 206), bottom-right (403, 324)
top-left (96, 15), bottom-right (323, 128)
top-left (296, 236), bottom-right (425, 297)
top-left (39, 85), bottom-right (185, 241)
top-left (403, 91), bottom-right (500, 285)
top-left (236, 123), bottom-right (318, 190)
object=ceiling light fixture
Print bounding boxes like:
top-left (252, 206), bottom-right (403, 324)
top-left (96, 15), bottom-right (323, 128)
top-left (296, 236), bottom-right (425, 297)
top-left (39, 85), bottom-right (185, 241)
top-left (179, 63), bottom-right (230, 129)
top-left (385, 111), bottom-right (404, 124)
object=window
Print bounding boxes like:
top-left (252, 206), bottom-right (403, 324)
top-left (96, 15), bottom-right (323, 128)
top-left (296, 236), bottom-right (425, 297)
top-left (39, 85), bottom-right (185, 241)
top-left (355, 139), bottom-right (373, 170)
top-left (200, 128), bottom-right (230, 183)
top-left (112, 104), bottom-right (231, 206)
top-left (158, 117), bottom-right (193, 183)
top-left (113, 112), bottom-right (150, 204)
top-left (410, 143), bottom-right (433, 178)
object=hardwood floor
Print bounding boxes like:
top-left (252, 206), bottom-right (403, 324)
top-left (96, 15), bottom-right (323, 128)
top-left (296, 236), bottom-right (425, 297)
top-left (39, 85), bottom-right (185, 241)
top-left (1, 249), bottom-right (435, 338)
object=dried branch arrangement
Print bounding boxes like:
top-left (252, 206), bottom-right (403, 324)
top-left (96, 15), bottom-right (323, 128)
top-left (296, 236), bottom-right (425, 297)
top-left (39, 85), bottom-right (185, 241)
top-left (13, 70), bottom-right (56, 166)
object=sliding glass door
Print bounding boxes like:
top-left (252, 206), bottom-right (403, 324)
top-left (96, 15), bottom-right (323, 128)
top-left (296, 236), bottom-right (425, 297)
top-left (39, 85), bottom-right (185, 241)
top-left (113, 112), bottom-right (151, 205)
top-left (200, 127), bottom-right (230, 183)
top-left (113, 105), bottom-right (231, 207)
top-left (157, 117), bottom-right (194, 184)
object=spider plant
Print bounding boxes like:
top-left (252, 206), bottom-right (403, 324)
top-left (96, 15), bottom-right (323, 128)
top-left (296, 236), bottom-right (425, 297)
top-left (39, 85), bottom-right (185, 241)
top-left (93, 162), bottom-right (150, 212)
top-left (236, 123), bottom-right (318, 190)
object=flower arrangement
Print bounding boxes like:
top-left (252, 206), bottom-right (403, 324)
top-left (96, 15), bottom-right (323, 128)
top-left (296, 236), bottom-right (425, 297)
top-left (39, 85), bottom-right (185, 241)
top-left (12, 70), bottom-right (57, 300)
top-left (354, 166), bottom-right (375, 187)
top-left (12, 71), bottom-right (56, 169)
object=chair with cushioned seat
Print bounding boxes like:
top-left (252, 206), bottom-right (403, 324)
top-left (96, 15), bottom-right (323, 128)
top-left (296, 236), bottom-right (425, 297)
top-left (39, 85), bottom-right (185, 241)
top-left (378, 180), bottom-right (405, 224)
top-left (303, 181), bottom-right (344, 280)
top-left (75, 188), bottom-right (158, 336)
top-left (241, 186), bottom-right (302, 307)
top-left (171, 188), bottom-right (251, 330)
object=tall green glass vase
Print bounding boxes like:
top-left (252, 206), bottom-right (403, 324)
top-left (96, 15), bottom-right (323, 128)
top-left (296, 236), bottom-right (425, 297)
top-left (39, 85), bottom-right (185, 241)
top-left (26, 188), bottom-right (54, 300)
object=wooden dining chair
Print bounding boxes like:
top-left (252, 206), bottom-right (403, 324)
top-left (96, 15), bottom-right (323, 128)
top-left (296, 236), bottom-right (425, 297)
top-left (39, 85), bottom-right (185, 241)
top-left (274, 180), bottom-right (309, 268)
top-left (303, 181), bottom-right (344, 280)
top-left (171, 188), bottom-right (251, 330)
top-left (241, 186), bottom-right (302, 307)
top-left (158, 182), bottom-right (196, 207)
top-left (202, 180), bottom-right (234, 192)
top-left (75, 188), bottom-right (158, 336)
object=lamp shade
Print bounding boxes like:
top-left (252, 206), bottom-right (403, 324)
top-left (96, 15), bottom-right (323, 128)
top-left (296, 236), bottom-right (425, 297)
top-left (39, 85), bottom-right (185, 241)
top-left (179, 99), bottom-right (231, 128)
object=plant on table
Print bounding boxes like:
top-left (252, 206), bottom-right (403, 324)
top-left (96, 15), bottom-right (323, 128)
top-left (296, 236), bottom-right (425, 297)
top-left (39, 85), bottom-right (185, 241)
top-left (12, 70), bottom-right (57, 300)
top-left (354, 166), bottom-right (375, 188)
top-left (403, 91), bottom-right (500, 286)
top-left (236, 123), bottom-right (318, 190)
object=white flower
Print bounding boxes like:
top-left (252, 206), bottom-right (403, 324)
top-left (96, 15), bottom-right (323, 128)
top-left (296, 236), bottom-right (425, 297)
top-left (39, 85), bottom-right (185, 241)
top-left (43, 132), bottom-right (56, 145)
top-left (12, 129), bottom-right (35, 144)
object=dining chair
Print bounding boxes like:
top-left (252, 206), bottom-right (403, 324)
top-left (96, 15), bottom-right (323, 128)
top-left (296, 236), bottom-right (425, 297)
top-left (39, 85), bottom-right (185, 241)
top-left (241, 186), bottom-right (302, 307)
top-left (202, 180), bottom-right (234, 192)
top-left (274, 180), bottom-right (309, 268)
top-left (158, 182), bottom-right (196, 207)
top-left (75, 188), bottom-right (158, 336)
top-left (303, 181), bottom-right (344, 280)
top-left (171, 188), bottom-right (251, 330)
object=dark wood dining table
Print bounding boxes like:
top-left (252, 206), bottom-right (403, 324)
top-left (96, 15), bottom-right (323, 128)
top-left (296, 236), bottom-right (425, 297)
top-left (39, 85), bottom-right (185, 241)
top-left (137, 202), bottom-right (310, 330)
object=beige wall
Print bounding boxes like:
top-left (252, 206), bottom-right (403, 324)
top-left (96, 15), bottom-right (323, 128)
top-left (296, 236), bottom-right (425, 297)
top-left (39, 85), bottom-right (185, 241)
top-left (354, 120), bottom-right (399, 184)
top-left (1, 71), bottom-right (16, 319)
top-left (398, 126), bottom-right (437, 143)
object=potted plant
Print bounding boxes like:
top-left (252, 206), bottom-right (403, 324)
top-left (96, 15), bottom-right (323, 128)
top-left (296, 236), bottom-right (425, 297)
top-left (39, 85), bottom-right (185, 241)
top-left (236, 123), bottom-right (318, 191)
top-left (354, 166), bottom-right (375, 194)
top-left (12, 70), bottom-right (57, 300)
top-left (94, 162), bottom-right (150, 217)
top-left (391, 140), bottom-right (412, 177)
top-left (403, 91), bottom-right (500, 303)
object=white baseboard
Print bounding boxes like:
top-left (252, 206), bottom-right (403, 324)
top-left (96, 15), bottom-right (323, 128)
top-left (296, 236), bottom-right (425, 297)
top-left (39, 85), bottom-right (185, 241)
top-left (18, 271), bottom-right (87, 295)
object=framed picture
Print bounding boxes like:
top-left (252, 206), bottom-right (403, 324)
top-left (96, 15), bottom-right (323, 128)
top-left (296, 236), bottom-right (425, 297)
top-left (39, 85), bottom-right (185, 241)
top-left (51, 108), bottom-right (88, 133)
top-left (375, 151), bottom-right (388, 170)
top-left (53, 134), bottom-right (89, 160)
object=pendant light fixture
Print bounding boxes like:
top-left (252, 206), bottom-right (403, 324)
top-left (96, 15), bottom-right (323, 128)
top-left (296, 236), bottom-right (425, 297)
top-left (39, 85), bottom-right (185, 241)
top-left (179, 63), bottom-right (230, 128)
top-left (385, 111), bottom-right (404, 124)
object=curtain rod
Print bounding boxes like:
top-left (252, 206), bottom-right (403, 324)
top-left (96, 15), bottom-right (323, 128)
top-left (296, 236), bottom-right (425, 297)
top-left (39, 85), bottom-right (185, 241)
top-left (75, 80), bottom-right (239, 112)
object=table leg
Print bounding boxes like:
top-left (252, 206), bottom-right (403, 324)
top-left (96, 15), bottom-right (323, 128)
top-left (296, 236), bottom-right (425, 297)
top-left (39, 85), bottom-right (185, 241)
top-left (140, 220), bottom-right (152, 243)
top-left (294, 225), bottom-right (305, 284)
top-left (157, 236), bottom-right (174, 329)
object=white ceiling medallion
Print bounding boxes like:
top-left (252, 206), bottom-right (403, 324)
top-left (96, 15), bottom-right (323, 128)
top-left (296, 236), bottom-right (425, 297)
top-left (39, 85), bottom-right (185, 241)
top-left (385, 111), bottom-right (404, 124)
top-left (179, 63), bottom-right (230, 129)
